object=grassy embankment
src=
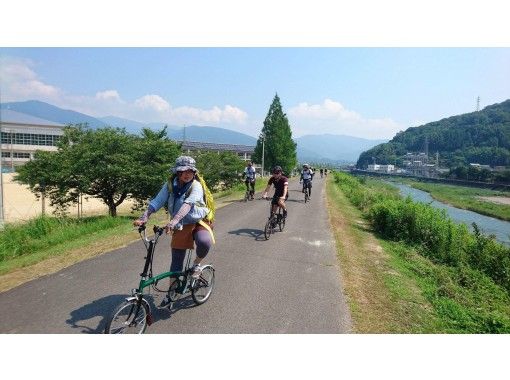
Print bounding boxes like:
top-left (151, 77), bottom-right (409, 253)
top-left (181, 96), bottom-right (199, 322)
top-left (328, 172), bottom-right (510, 333)
top-left (0, 179), bottom-right (267, 292)
top-left (398, 179), bottom-right (510, 221)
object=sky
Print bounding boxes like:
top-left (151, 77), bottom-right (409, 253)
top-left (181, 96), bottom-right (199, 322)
top-left (1, 47), bottom-right (509, 140)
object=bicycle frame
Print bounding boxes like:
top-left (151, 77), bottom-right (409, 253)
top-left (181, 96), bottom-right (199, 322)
top-left (136, 226), bottom-right (194, 295)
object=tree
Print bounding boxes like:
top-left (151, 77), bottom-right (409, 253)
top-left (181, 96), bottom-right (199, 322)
top-left (252, 94), bottom-right (297, 175)
top-left (193, 151), bottom-right (245, 190)
top-left (16, 125), bottom-right (182, 217)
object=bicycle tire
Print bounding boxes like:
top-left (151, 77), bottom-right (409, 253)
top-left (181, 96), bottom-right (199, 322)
top-left (104, 298), bottom-right (150, 334)
top-left (191, 265), bottom-right (215, 305)
top-left (264, 218), bottom-right (273, 240)
top-left (279, 215), bottom-right (285, 232)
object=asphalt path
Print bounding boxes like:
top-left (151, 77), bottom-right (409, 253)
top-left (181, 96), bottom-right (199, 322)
top-left (0, 176), bottom-right (352, 333)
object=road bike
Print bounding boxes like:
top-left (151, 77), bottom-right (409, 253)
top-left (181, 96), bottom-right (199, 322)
top-left (263, 198), bottom-right (286, 240)
top-left (104, 225), bottom-right (215, 334)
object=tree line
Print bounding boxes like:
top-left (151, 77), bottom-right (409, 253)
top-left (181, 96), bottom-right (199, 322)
top-left (15, 94), bottom-right (299, 217)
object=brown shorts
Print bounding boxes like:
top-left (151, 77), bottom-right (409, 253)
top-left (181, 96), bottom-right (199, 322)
top-left (170, 221), bottom-right (214, 250)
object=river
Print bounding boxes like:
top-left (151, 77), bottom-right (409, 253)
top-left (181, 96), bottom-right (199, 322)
top-left (391, 182), bottom-right (510, 246)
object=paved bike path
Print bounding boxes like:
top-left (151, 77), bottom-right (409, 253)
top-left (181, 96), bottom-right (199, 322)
top-left (0, 177), bottom-right (352, 333)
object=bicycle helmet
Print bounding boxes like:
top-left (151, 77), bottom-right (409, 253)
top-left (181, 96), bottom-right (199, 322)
top-left (272, 165), bottom-right (282, 174)
top-left (303, 164), bottom-right (309, 169)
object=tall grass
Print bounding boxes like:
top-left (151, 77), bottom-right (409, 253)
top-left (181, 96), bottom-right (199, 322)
top-left (334, 172), bottom-right (510, 294)
top-left (334, 172), bottom-right (510, 332)
top-left (0, 215), bottom-right (130, 262)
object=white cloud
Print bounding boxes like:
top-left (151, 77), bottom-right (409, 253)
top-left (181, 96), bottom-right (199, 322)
top-left (1, 55), bottom-right (251, 131)
top-left (95, 90), bottom-right (122, 102)
top-left (0, 56), bottom-right (60, 100)
top-left (288, 98), bottom-right (402, 139)
top-left (134, 94), bottom-right (171, 112)
top-left (171, 104), bottom-right (247, 125)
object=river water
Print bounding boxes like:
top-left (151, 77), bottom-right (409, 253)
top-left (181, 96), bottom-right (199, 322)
top-left (391, 183), bottom-right (510, 246)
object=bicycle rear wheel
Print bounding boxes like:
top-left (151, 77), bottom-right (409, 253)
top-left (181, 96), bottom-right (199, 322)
top-left (279, 214), bottom-right (285, 231)
top-left (104, 298), bottom-right (150, 334)
top-left (264, 218), bottom-right (273, 240)
top-left (191, 265), bottom-right (215, 305)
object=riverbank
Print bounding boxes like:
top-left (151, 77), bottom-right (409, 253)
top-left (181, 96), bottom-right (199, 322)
top-left (397, 179), bottom-right (510, 221)
top-left (329, 172), bottom-right (510, 333)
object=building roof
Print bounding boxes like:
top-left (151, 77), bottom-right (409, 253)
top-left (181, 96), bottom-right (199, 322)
top-left (179, 140), bottom-right (255, 153)
top-left (0, 109), bottom-right (65, 127)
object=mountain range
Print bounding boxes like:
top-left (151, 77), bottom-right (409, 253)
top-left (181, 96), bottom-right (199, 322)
top-left (1, 100), bottom-right (386, 163)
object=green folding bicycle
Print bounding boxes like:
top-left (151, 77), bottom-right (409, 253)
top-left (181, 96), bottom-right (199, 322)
top-left (104, 225), bottom-right (215, 334)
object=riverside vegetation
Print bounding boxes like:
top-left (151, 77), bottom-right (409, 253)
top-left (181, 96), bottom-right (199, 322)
top-left (397, 179), bottom-right (510, 221)
top-left (332, 171), bottom-right (510, 333)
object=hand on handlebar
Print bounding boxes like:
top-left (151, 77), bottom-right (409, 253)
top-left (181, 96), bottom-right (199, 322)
top-left (133, 219), bottom-right (146, 227)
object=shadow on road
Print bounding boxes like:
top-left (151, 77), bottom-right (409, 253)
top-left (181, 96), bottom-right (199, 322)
top-left (228, 228), bottom-right (264, 240)
top-left (67, 292), bottom-right (199, 333)
top-left (66, 294), bottom-right (127, 333)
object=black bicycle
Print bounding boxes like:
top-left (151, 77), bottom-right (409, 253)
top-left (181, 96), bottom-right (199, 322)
top-left (302, 180), bottom-right (311, 203)
top-left (263, 198), bottom-right (286, 240)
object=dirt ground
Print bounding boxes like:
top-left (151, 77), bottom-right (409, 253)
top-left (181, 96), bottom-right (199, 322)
top-left (477, 196), bottom-right (510, 205)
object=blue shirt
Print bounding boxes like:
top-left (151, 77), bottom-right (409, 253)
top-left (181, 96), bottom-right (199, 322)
top-left (149, 178), bottom-right (209, 225)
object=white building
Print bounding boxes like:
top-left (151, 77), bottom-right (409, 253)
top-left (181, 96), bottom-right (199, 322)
top-left (368, 164), bottom-right (394, 173)
top-left (0, 110), bottom-right (65, 172)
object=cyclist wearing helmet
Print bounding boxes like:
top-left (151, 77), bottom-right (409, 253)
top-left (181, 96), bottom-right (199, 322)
top-left (300, 164), bottom-right (314, 198)
top-left (242, 161), bottom-right (256, 200)
top-left (262, 165), bottom-right (288, 219)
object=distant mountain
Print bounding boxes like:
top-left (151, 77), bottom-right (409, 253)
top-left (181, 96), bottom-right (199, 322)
top-left (99, 116), bottom-right (152, 134)
top-left (295, 134), bottom-right (387, 163)
top-left (0, 100), bottom-right (107, 128)
top-left (168, 126), bottom-right (257, 145)
top-left (1, 100), bottom-right (257, 146)
top-left (357, 99), bottom-right (510, 168)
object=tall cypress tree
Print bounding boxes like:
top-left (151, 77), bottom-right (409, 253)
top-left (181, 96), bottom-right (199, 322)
top-left (253, 94), bottom-right (297, 175)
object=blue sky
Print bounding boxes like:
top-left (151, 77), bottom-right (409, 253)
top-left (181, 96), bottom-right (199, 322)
top-left (1, 48), bottom-right (509, 139)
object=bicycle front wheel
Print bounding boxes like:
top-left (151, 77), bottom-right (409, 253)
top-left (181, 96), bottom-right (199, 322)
top-left (104, 298), bottom-right (150, 334)
top-left (192, 265), bottom-right (215, 305)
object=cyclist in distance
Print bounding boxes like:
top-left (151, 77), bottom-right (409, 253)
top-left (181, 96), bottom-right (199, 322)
top-left (242, 161), bottom-right (256, 200)
top-left (133, 156), bottom-right (214, 307)
top-left (320, 168), bottom-right (323, 178)
top-left (262, 165), bottom-right (289, 219)
top-left (300, 164), bottom-right (314, 198)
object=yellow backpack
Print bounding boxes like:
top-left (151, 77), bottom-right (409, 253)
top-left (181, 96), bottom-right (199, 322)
top-left (167, 173), bottom-right (216, 222)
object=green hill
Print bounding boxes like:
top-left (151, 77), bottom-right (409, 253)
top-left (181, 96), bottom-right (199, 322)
top-left (357, 99), bottom-right (510, 169)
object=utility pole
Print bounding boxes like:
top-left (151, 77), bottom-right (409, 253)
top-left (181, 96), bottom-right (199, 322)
top-left (261, 132), bottom-right (265, 177)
